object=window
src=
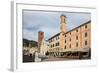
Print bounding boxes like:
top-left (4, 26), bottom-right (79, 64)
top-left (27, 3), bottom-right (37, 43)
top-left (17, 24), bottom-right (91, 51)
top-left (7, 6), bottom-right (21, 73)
top-left (69, 44), bottom-right (71, 48)
top-left (85, 40), bottom-right (88, 46)
top-left (76, 42), bottom-right (78, 47)
top-left (85, 32), bottom-right (88, 37)
top-left (53, 44), bottom-right (54, 47)
top-left (64, 18), bottom-right (66, 23)
top-left (58, 42), bottom-right (59, 46)
top-left (65, 40), bottom-right (66, 43)
top-left (70, 32), bottom-right (71, 35)
top-left (55, 43), bottom-right (57, 46)
top-left (76, 29), bottom-right (78, 32)
top-left (76, 36), bottom-right (78, 40)
top-left (56, 36), bottom-right (59, 40)
top-left (85, 25), bottom-right (87, 29)
top-left (70, 38), bottom-right (71, 42)
top-left (65, 46), bottom-right (66, 49)
top-left (65, 35), bottom-right (66, 37)
top-left (55, 42), bottom-right (59, 46)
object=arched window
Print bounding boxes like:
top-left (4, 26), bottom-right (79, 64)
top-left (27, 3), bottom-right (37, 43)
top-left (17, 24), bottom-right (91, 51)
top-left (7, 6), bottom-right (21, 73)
top-left (65, 45), bottom-right (66, 49)
top-left (85, 32), bottom-right (88, 37)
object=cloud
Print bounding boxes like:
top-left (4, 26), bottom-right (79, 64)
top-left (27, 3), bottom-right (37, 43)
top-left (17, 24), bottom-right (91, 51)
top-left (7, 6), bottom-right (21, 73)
top-left (23, 29), bottom-right (38, 41)
top-left (22, 10), bottom-right (91, 41)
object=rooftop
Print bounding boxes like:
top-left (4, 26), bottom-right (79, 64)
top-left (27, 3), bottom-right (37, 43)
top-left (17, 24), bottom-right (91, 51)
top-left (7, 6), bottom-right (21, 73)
top-left (48, 20), bottom-right (91, 41)
top-left (65, 20), bottom-right (91, 34)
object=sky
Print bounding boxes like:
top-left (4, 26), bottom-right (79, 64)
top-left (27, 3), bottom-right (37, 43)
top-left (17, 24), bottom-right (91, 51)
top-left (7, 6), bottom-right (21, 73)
top-left (22, 10), bottom-right (91, 41)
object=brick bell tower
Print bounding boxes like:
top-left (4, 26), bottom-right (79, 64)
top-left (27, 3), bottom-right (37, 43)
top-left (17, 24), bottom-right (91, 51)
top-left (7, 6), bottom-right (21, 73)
top-left (60, 14), bottom-right (67, 49)
top-left (38, 31), bottom-right (44, 52)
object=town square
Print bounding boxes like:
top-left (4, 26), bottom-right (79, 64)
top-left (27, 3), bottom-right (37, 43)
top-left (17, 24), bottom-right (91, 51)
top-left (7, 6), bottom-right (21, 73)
top-left (22, 10), bottom-right (91, 62)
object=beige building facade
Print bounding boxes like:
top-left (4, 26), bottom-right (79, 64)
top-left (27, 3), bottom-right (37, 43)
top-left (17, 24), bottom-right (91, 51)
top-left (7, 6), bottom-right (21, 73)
top-left (47, 14), bottom-right (91, 56)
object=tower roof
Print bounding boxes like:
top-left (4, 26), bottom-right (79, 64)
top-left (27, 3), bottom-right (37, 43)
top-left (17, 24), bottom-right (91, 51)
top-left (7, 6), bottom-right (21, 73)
top-left (38, 31), bottom-right (44, 33)
top-left (60, 14), bottom-right (66, 18)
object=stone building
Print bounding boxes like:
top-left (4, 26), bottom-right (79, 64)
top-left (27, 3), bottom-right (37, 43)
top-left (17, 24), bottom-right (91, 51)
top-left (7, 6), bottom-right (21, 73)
top-left (47, 14), bottom-right (91, 58)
